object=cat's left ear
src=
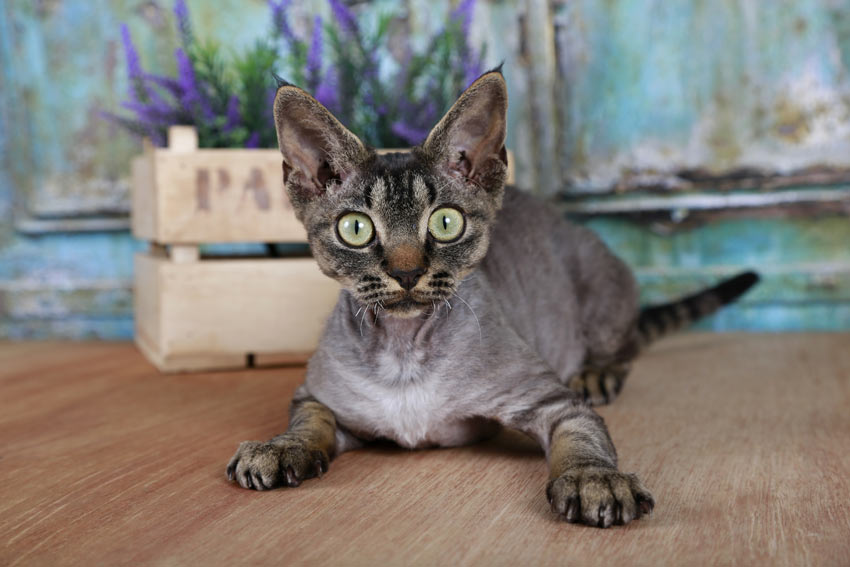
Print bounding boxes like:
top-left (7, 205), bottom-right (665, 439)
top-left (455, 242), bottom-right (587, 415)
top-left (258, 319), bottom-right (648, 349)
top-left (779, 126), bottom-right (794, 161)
top-left (273, 82), bottom-right (370, 198)
top-left (422, 69), bottom-right (508, 190)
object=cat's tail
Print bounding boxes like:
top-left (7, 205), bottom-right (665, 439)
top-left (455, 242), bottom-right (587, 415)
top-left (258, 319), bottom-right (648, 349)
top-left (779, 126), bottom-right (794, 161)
top-left (636, 271), bottom-right (760, 347)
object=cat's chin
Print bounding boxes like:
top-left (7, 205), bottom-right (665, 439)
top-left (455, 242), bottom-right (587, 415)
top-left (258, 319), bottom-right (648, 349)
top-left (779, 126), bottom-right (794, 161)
top-left (384, 297), bottom-right (430, 319)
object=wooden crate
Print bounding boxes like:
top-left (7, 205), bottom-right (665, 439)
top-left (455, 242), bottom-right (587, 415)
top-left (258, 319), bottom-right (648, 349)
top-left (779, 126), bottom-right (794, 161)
top-left (131, 126), bottom-right (339, 372)
top-left (132, 126), bottom-right (515, 372)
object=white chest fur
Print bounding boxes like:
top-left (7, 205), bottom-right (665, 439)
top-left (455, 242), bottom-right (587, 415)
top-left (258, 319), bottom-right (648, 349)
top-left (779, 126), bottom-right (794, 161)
top-left (344, 341), bottom-right (455, 448)
top-left (353, 372), bottom-right (449, 448)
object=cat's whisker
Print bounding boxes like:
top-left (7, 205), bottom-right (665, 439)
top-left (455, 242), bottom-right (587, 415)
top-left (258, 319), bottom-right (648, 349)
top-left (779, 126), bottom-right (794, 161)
top-left (452, 292), bottom-right (482, 345)
top-left (359, 303), bottom-right (370, 337)
top-left (444, 298), bottom-right (452, 311)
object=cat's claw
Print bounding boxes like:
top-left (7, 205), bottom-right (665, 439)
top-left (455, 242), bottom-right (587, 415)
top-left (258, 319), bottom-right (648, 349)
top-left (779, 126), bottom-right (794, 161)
top-left (226, 438), bottom-right (329, 490)
top-left (546, 467), bottom-right (654, 528)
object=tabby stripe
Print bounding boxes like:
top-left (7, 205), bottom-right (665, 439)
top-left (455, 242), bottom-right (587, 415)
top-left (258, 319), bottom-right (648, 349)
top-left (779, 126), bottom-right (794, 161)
top-left (509, 391), bottom-right (578, 427)
top-left (636, 270), bottom-right (759, 348)
top-left (364, 183), bottom-right (374, 209)
top-left (424, 179), bottom-right (437, 205)
top-left (547, 407), bottom-right (592, 446)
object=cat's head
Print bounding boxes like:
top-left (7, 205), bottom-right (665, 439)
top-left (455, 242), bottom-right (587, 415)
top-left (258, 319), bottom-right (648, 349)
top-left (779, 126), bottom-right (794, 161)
top-left (273, 70), bottom-right (508, 318)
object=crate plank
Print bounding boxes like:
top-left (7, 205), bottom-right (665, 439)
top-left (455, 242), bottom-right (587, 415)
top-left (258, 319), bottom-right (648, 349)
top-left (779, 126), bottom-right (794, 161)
top-left (130, 151), bottom-right (157, 240)
top-left (134, 253), bottom-right (162, 358)
top-left (134, 254), bottom-right (340, 372)
top-left (151, 148), bottom-right (307, 243)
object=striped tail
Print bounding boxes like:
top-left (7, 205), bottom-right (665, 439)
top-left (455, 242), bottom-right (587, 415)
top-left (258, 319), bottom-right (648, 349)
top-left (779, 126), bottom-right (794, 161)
top-left (637, 271), bottom-right (760, 347)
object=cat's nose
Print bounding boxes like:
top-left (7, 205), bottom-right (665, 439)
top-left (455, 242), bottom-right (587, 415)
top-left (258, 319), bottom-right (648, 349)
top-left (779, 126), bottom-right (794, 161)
top-left (388, 267), bottom-right (425, 291)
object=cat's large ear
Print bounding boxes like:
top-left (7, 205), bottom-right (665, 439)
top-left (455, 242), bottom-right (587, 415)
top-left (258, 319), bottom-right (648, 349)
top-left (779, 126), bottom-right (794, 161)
top-left (273, 82), bottom-right (370, 198)
top-left (422, 70), bottom-right (508, 190)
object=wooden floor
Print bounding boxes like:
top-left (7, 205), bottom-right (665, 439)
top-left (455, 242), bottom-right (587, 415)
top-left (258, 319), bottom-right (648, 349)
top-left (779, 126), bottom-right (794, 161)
top-left (1, 334), bottom-right (849, 566)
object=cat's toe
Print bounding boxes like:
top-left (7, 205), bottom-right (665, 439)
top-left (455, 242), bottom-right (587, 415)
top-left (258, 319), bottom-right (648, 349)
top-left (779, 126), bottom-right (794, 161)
top-left (547, 467), bottom-right (653, 528)
top-left (226, 438), bottom-right (328, 490)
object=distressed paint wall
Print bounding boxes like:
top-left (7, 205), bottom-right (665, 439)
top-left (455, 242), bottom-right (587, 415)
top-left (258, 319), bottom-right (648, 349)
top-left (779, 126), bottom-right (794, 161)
top-left (515, 0), bottom-right (850, 193)
top-left (1, 0), bottom-right (849, 338)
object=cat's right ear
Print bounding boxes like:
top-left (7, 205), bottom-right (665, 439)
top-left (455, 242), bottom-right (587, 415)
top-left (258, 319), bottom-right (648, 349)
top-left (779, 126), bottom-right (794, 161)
top-left (422, 70), bottom-right (508, 192)
top-left (273, 84), bottom-right (369, 198)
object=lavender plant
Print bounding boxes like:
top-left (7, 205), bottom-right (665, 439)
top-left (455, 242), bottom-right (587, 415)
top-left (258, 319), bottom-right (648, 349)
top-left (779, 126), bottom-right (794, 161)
top-left (108, 0), bottom-right (485, 149)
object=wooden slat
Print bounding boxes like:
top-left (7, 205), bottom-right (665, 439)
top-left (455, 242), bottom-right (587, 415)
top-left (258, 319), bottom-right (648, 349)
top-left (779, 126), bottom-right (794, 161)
top-left (151, 147), bottom-right (307, 244)
top-left (1, 334), bottom-right (849, 565)
top-left (133, 254), bottom-right (340, 372)
top-left (130, 152), bottom-right (157, 240)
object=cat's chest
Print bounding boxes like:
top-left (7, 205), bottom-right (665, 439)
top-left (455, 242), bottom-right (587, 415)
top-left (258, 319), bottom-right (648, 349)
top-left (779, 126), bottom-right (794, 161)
top-left (330, 343), bottom-right (468, 449)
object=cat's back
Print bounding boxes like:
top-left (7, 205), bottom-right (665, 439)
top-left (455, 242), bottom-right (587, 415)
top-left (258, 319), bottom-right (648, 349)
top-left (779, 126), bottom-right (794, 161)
top-left (479, 186), bottom-right (638, 378)
top-left (482, 185), bottom-right (599, 290)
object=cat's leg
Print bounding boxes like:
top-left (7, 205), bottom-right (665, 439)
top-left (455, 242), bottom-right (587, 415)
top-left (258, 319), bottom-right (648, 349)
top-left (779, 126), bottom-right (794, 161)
top-left (566, 361), bottom-right (632, 406)
top-left (226, 386), bottom-right (360, 490)
top-left (489, 382), bottom-right (653, 527)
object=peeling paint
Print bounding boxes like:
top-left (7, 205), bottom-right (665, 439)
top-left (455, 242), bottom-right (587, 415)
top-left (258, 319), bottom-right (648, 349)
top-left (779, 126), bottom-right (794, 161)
top-left (2, 0), bottom-right (850, 337)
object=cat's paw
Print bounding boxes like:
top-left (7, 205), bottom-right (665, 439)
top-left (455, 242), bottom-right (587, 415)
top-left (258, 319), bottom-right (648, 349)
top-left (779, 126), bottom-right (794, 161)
top-left (226, 438), bottom-right (328, 490)
top-left (546, 467), bottom-right (654, 528)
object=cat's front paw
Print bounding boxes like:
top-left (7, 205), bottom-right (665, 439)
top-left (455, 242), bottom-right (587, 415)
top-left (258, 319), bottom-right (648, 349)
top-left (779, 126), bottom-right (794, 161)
top-left (546, 467), bottom-right (654, 528)
top-left (226, 438), bottom-right (328, 490)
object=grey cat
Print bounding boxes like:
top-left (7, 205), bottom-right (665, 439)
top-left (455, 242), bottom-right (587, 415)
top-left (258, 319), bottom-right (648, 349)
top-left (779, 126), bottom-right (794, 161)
top-left (226, 69), bottom-right (758, 528)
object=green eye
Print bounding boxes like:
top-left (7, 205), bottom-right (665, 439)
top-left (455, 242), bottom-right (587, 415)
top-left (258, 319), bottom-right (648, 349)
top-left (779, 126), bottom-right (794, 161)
top-left (428, 207), bottom-right (465, 242)
top-left (336, 212), bottom-right (374, 247)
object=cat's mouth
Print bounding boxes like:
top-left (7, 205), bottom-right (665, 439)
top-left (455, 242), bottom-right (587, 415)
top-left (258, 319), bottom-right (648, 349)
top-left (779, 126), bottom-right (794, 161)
top-left (383, 296), bottom-right (430, 317)
top-left (381, 289), bottom-right (455, 318)
top-left (390, 297), bottom-right (427, 310)
top-left (355, 285), bottom-right (453, 318)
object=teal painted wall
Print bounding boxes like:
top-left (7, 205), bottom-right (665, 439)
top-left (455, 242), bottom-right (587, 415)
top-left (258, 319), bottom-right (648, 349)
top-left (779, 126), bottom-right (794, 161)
top-left (1, 0), bottom-right (849, 338)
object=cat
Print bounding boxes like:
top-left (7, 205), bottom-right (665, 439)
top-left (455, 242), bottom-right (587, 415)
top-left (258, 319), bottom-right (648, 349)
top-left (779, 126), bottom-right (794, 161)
top-left (226, 68), bottom-right (759, 528)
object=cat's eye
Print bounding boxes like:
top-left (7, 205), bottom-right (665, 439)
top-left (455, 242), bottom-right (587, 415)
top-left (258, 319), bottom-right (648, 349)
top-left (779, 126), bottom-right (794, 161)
top-left (428, 207), bottom-right (465, 243)
top-left (336, 212), bottom-right (375, 247)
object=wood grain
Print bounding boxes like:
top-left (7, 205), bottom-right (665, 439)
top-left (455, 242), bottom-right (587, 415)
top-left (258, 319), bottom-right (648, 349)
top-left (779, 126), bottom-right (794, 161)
top-left (133, 254), bottom-right (340, 372)
top-left (1, 334), bottom-right (849, 566)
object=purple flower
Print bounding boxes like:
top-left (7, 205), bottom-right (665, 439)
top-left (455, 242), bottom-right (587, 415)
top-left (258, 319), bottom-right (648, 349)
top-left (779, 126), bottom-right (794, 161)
top-left (174, 0), bottom-right (192, 45)
top-left (306, 15), bottom-right (323, 92)
top-left (451, 0), bottom-right (475, 37)
top-left (462, 47), bottom-right (484, 87)
top-left (328, 0), bottom-right (358, 36)
top-left (120, 24), bottom-right (142, 80)
top-left (175, 47), bottom-right (214, 120)
top-left (99, 110), bottom-right (167, 146)
top-left (175, 48), bottom-right (195, 94)
top-left (121, 100), bottom-right (180, 125)
top-left (449, 0), bottom-right (483, 87)
top-left (315, 67), bottom-right (340, 113)
top-left (245, 131), bottom-right (261, 148)
top-left (269, 0), bottom-right (296, 43)
top-left (422, 99), bottom-right (439, 127)
top-left (223, 95), bottom-right (241, 132)
top-left (391, 121), bottom-right (430, 145)
top-left (120, 24), bottom-right (144, 103)
top-left (143, 73), bottom-right (183, 98)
